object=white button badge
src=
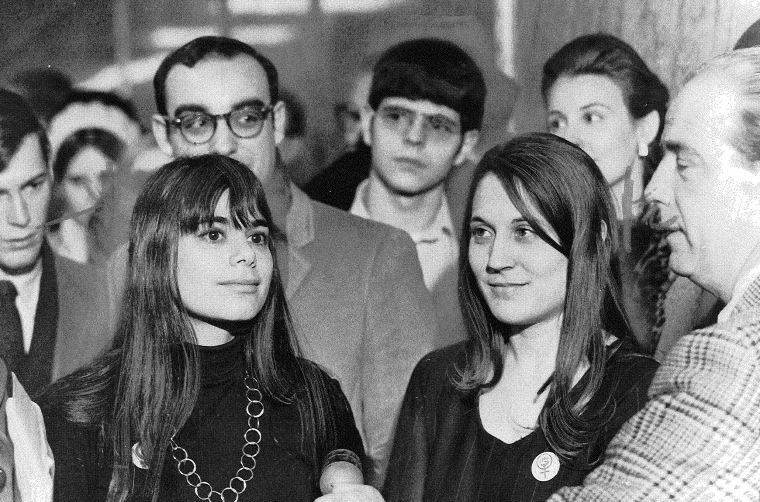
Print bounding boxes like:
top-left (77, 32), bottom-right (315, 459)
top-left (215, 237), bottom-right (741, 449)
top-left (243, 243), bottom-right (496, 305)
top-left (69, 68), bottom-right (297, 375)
top-left (531, 451), bottom-right (560, 481)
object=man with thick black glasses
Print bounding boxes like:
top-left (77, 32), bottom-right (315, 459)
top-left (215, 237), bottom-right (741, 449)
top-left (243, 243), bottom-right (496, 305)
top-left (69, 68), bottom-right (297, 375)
top-left (107, 36), bottom-right (437, 488)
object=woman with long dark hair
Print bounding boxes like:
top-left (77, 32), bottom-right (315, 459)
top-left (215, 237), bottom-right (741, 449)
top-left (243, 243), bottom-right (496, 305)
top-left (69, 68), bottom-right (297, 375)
top-left (382, 134), bottom-right (658, 502)
top-left (39, 153), bottom-right (364, 501)
top-left (541, 32), bottom-right (720, 357)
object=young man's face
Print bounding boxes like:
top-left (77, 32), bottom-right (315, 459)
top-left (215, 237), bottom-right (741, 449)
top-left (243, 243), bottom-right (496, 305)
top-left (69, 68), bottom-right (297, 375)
top-left (0, 134), bottom-right (51, 274)
top-left (152, 54), bottom-right (286, 188)
top-left (362, 97), bottom-right (477, 197)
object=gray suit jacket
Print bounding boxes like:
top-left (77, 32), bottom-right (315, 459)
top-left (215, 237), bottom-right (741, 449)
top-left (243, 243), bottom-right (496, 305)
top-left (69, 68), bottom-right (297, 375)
top-left (550, 274), bottom-right (760, 501)
top-left (51, 253), bottom-right (111, 382)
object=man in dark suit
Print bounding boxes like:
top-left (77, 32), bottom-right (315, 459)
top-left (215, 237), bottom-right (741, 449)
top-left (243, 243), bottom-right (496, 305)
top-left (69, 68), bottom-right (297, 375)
top-left (126, 36), bottom-right (438, 487)
top-left (0, 89), bottom-right (108, 397)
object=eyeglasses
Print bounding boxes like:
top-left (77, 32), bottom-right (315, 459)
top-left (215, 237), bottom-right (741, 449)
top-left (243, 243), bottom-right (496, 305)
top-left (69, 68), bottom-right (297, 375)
top-left (376, 105), bottom-right (461, 143)
top-left (165, 104), bottom-right (274, 145)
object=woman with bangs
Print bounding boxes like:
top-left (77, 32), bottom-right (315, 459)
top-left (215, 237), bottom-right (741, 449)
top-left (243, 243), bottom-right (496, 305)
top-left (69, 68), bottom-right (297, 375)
top-left (382, 134), bottom-right (658, 502)
top-left (38, 154), bottom-right (365, 501)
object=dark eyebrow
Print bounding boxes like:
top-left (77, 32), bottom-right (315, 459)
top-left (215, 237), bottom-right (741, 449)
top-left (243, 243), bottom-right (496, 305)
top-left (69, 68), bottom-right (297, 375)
top-left (24, 172), bottom-right (49, 187)
top-left (172, 99), bottom-right (268, 118)
top-left (581, 102), bottom-right (612, 111)
top-left (379, 104), bottom-right (458, 124)
top-left (173, 104), bottom-right (209, 116)
top-left (231, 99), bottom-right (268, 110)
top-left (0, 172), bottom-right (48, 195)
top-left (469, 216), bottom-right (489, 225)
top-left (662, 139), bottom-right (694, 155)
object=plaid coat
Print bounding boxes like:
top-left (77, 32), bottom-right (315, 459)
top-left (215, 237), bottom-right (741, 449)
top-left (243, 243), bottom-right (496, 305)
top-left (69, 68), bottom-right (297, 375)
top-left (550, 276), bottom-right (760, 501)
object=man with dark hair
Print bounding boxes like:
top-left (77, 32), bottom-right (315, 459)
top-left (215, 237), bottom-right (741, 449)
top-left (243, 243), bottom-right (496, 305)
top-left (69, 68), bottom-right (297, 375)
top-left (550, 48), bottom-right (760, 501)
top-left (0, 89), bottom-right (108, 396)
top-left (0, 89), bottom-right (111, 498)
top-left (351, 38), bottom-right (486, 345)
top-left (141, 36), bottom-right (437, 486)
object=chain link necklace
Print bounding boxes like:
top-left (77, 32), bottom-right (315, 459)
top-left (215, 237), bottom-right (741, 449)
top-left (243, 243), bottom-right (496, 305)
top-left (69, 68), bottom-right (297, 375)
top-left (170, 373), bottom-right (264, 502)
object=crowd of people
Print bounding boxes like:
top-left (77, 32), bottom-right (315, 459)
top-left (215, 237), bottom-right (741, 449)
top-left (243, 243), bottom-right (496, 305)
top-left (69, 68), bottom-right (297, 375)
top-left (0, 23), bottom-right (759, 502)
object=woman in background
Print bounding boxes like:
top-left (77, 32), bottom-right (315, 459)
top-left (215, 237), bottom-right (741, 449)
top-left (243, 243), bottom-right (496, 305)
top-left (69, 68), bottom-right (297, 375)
top-left (40, 154), bottom-right (365, 502)
top-left (541, 33), bottom-right (720, 357)
top-left (382, 133), bottom-right (658, 502)
top-left (48, 127), bottom-right (125, 265)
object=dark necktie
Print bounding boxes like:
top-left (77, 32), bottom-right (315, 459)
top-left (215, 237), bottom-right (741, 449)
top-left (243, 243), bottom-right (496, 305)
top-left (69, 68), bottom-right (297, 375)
top-left (0, 281), bottom-right (24, 374)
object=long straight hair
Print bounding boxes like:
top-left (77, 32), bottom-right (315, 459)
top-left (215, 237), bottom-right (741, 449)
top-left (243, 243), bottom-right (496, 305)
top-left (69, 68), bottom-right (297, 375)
top-left (40, 154), bottom-right (337, 501)
top-left (457, 133), bottom-right (633, 466)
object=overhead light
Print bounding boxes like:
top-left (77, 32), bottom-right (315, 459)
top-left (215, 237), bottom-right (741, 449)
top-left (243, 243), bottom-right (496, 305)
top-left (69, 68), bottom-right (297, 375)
top-left (228, 0), bottom-right (309, 15)
top-left (228, 0), bottom-right (407, 14)
top-left (321, 0), bottom-right (406, 12)
top-left (151, 26), bottom-right (220, 49)
top-left (78, 52), bottom-right (169, 89)
top-left (230, 24), bottom-right (297, 45)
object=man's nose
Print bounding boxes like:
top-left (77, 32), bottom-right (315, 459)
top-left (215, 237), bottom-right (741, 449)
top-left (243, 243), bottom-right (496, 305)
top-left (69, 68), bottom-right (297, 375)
top-left (5, 194), bottom-right (31, 227)
top-left (644, 155), bottom-right (672, 207)
top-left (211, 118), bottom-right (238, 156)
top-left (404, 115), bottom-right (426, 145)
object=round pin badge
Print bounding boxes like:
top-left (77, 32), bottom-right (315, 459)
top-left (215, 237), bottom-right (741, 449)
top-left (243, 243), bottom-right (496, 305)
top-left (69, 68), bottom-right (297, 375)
top-left (132, 442), bottom-right (148, 469)
top-left (531, 451), bottom-right (560, 481)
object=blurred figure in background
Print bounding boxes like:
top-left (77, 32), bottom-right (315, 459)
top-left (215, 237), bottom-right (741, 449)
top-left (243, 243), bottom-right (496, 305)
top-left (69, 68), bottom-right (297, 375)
top-left (0, 89), bottom-right (108, 396)
top-left (305, 67), bottom-right (373, 210)
top-left (278, 89), bottom-right (314, 187)
top-left (351, 38), bottom-right (485, 346)
top-left (47, 89), bottom-right (147, 262)
top-left (8, 68), bottom-right (73, 127)
top-left (47, 128), bottom-right (126, 265)
top-left (542, 33), bottom-right (720, 357)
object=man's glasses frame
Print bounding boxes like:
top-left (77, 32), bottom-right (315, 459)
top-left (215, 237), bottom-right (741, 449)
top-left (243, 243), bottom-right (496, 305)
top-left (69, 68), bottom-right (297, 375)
top-left (164, 104), bottom-right (275, 145)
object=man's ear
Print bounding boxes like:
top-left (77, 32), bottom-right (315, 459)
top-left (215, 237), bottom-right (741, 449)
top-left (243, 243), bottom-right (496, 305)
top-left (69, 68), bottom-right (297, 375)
top-left (272, 100), bottom-right (286, 147)
top-left (360, 105), bottom-right (374, 147)
top-left (635, 110), bottom-right (660, 157)
top-left (453, 130), bottom-right (480, 167)
top-left (151, 114), bottom-right (174, 156)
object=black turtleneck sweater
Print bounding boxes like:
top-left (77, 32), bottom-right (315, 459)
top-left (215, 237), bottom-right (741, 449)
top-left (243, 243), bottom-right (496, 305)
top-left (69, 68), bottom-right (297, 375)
top-left (43, 336), bottom-right (364, 501)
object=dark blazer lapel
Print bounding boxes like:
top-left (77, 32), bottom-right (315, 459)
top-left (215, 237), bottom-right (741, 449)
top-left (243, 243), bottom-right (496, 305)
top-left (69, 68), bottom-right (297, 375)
top-left (22, 244), bottom-right (58, 393)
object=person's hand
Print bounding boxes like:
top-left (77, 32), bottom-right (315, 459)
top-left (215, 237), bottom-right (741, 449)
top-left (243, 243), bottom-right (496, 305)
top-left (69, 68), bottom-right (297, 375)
top-left (314, 483), bottom-right (385, 502)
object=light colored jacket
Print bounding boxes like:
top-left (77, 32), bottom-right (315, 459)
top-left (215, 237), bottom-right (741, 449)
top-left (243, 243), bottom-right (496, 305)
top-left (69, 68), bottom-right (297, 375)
top-left (550, 275), bottom-right (760, 501)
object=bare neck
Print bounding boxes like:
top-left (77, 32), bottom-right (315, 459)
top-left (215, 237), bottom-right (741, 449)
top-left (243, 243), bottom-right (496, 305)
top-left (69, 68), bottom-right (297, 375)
top-left (364, 171), bottom-right (446, 235)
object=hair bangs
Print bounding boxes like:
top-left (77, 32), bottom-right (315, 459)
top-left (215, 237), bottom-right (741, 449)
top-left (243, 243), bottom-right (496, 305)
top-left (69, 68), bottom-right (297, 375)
top-left (177, 166), bottom-right (267, 235)
top-left (373, 62), bottom-right (466, 110)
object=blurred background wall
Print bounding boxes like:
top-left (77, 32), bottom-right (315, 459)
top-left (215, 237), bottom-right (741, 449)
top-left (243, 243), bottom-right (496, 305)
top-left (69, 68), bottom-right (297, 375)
top-left (2, 0), bottom-right (760, 182)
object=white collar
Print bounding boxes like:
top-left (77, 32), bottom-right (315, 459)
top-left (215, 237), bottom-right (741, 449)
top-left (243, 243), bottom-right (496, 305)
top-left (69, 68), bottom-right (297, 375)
top-left (350, 178), bottom-right (455, 244)
top-left (718, 262), bottom-right (760, 322)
